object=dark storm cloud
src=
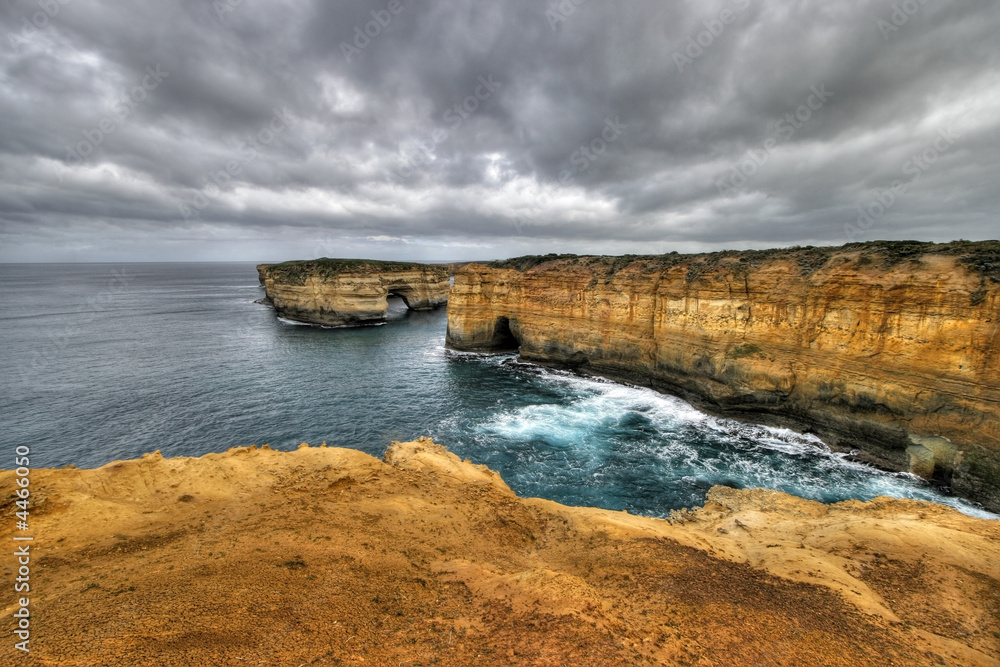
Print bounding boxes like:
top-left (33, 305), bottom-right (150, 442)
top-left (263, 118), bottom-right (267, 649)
top-left (1, 0), bottom-right (998, 262)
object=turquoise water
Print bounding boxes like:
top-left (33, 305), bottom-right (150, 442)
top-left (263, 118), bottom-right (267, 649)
top-left (1, 262), bottom-right (994, 520)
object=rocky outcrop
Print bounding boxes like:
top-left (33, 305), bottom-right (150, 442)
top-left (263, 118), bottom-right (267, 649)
top-left (4, 440), bottom-right (997, 665)
top-left (257, 258), bottom-right (449, 326)
top-left (446, 241), bottom-right (1000, 511)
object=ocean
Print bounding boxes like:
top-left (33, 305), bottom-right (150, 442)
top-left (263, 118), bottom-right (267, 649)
top-left (1, 262), bottom-right (994, 519)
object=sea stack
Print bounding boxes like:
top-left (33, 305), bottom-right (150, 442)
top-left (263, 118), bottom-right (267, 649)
top-left (446, 240), bottom-right (1000, 512)
top-left (257, 258), bottom-right (449, 327)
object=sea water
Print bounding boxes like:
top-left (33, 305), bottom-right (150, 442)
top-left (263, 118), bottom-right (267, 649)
top-left (1, 262), bottom-right (994, 520)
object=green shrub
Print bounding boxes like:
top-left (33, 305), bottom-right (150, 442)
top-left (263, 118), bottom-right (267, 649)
top-left (260, 258), bottom-right (447, 285)
top-left (484, 240), bottom-right (1000, 283)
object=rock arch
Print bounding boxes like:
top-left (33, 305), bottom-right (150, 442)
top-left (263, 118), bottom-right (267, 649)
top-left (257, 259), bottom-right (449, 327)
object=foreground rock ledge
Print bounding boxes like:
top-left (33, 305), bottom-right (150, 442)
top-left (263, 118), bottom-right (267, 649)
top-left (3, 439), bottom-right (998, 666)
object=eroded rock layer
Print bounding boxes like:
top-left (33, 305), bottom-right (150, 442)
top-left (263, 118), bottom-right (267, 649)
top-left (3, 440), bottom-right (997, 665)
top-left (257, 258), bottom-right (449, 326)
top-left (445, 241), bottom-right (1000, 511)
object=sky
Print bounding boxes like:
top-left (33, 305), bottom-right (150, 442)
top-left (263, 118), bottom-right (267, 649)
top-left (1, 0), bottom-right (998, 263)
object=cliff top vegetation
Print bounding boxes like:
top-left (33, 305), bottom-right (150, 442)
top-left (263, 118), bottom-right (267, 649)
top-left (258, 258), bottom-right (448, 285)
top-left (488, 240), bottom-right (1000, 283)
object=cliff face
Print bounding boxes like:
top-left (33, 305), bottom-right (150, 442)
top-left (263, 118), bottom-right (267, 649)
top-left (257, 258), bottom-right (449, 326)
top-left (446, 242), bottom-right (1000, 511)
top-left (4, 440), bottom-right (998, 665)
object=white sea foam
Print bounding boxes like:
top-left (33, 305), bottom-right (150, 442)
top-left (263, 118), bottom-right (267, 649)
top-left (276, 316), bottom-right (386, 329)
top-left (472, 361), bottom-right (999, 521)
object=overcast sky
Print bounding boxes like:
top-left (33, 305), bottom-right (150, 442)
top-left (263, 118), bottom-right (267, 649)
top-left (1, 0), bottom-right (997, 262)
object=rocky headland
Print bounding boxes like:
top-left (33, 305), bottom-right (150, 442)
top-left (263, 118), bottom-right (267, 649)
top-left (446, 241), bottom-right (1000, 512)
top-left (3, 440), bottom-right (998, 666)
top-left (257, 258), bottom-right (449, 326)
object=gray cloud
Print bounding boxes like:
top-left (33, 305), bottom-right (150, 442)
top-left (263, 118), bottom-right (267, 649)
top-left (1, 0), bottom-right (998, 262)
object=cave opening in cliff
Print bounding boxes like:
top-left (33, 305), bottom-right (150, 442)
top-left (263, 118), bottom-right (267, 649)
top-left (385, 293), bottom-right (410, 319)
top-left (491, 316), bottom-right (520, 351)
top-left (387, 290), bottom-right (414, 310)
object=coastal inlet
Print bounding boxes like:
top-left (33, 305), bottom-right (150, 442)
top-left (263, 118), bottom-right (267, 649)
top-left (0, 259), bottom-right (994, 522)
top-left (446, 241), bottom-right (1000, 513)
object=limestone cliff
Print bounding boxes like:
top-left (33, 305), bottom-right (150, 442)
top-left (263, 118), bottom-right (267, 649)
top-left (3, 440), bottom-right (997, 665)
top-left (257, 258), bottom-right (449, 326)
top-left (446, 241), bottom-right (1000, 511)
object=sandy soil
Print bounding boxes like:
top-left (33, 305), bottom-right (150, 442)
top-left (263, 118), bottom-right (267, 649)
top-left (2, 438), bottom-right (998, 666)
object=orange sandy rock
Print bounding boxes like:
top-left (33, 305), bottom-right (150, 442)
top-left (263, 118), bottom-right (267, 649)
top-left (2, 438), bottom-right (998, 666)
